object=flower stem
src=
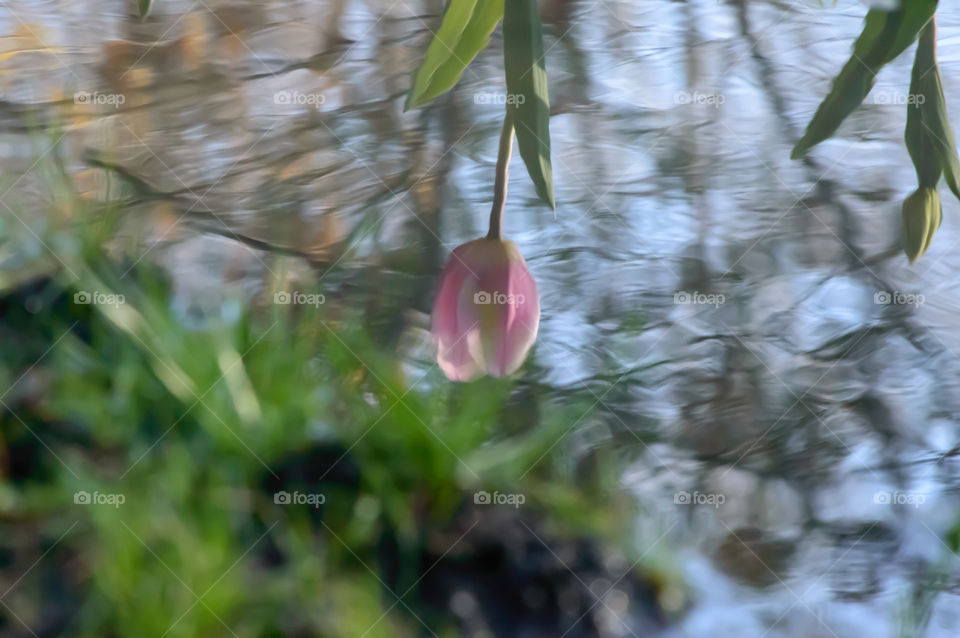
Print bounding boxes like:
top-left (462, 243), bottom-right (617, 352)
top-left (487, 116), bottom-right (515, 240)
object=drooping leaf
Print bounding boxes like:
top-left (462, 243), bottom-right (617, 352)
top-left (906, 62), bottom-right (943, 187)
top-left (503, 0), bottom-right (554, 209)
top-left (138, 0), bottom-right (152, 19)
top-left (907, 20), bottom-right (960, 201)
top-left (885, 1), bottom-right (939, 59)
top-left (405, 0), bottom-right (505, 110)
top-left (791, 1), bottom-right (938, 159)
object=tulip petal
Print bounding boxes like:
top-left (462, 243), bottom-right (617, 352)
top-left (475, 243), bottom-right (539, 377)
top-left (495, 252), bottom-right (539, 375)
top-left (432, 242), bottom-right (483, 381)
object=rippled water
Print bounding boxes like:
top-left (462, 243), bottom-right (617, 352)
top-left (4, 0), bottom-right (960, 636)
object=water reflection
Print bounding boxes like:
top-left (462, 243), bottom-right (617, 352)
top-left (3, 0), bottom-right (960, 635)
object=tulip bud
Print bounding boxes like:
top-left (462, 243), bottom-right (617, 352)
top-left (902, 187), bottom-right (942, 264)
top-left (431, 237), bottom-right (540, 381)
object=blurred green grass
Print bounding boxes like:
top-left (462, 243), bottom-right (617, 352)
top-left (0, 136), bottom-right (672, 637)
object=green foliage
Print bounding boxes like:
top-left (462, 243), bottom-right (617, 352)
top-left (791, 1), bottom-right (938, 159)
top-left (405, 0), bottom-right (505, 109)
top-left (406, 0), bottom-right (555, 209)
top-left (900, 19), bottom-right (958, 262)
top-left (790, 3), bottom-right (957, 263)
top-left (0, 144), bottom-right (639, 637)
top-left (503, 0), bottom-right (555, 209)
top-left (906, 21), bottom-right (960, 200)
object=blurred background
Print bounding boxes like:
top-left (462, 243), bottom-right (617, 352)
top-left (2, 0), bottom-right (960, 636)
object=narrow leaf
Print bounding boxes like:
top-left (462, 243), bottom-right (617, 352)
top-left (792, 1), bottom-right (937, 159)
top-left (503, 0), bottom-right (554, 209)
top-left (906, 78), bottom-right (942, 186)
top-left (405, 0), bottom-right (505, 110)
top-left (909, 20), bottom-right (960, 201)
top-left (138, 0), bottom-right (152, 19)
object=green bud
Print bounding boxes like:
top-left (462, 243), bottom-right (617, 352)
top-left (902, 187), bottom-right (942, 264)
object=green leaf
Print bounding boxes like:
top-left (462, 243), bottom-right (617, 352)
top-left (138, 0), bottom-right (152, 19)
top-left (503, 0), bottom-right (554, 209)
top-left (405, 0), bottom-right (505, 110)
top-left (791, 1), bottom-right (938, 159)
top-left (905, 88), bottom-right (943, 189)
top-left (907, 20), bottom-right (960, 201)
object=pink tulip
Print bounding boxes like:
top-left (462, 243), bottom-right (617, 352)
top-left (431, 237), bottom-right (540, 381)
